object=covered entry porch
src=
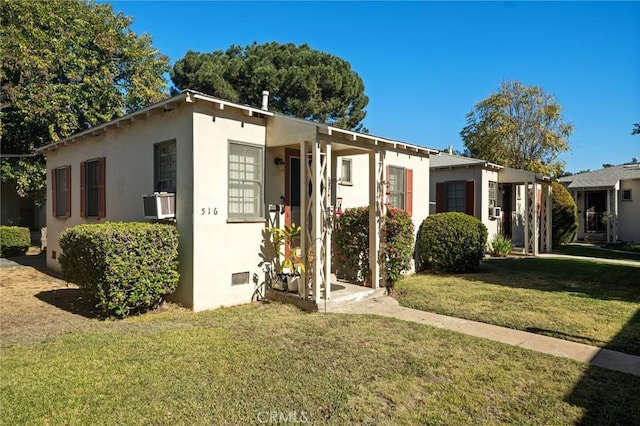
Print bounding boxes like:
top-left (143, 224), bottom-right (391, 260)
top-left (264, 116), bottom-right (435, 306)
top-left (498, 168), bottom-right (553, 255)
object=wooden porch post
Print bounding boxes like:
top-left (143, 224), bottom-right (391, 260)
top-left (606, 188), bottom-right (611, 243)
top-left (545, 183), bottom-right (553, 253)
top-left (523, 182), bottom-right (529, 255)
top-left (324, 140), bottom-right (332, 300)
top-left (613, 186), bottom-right (619, 242)
top-left (532, 181), bottom-right (538, 256)
top-left (369, 151), bottom-right (381, 289)
top-left (312, 137), bottom-right (322, 303)
top-left (300, 140), bottom-right (308, 299)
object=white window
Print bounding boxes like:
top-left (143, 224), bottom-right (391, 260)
top-left (488, 181), bottom-right (497, 211)
top-left (622, 189), bottom-right (632, 201)
top-left (228, 142), bottom-right (263, 219)
top-left (388, 166), bottom-right (405, 210)
top-left (341, 158), bottom-right (352, 184)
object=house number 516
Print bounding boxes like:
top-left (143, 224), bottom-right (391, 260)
top-left (201, 207), bottom-right (218, 215)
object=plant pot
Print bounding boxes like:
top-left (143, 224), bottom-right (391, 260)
top-left (287, 275), bottom-right (300, 292)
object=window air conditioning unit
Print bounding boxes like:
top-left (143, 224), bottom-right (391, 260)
top-left (492, 206), bottom-right (502, 218)
top-left (143, 192), bottom-right (176, 219)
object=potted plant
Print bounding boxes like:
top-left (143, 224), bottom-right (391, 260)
top-left (267, 223), bottom-right (306, 292)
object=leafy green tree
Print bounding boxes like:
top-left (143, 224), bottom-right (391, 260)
top-left (633, 123), bottom-right (639, 135)
top-left (0, 0), bottom-right (169, 203)
top-left (460, 81), bottom-right (574, 176)
top-left (171, 42), bottom-right (369, 131)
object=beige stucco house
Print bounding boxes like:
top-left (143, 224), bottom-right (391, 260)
top-left (558, 162), bottom-right (640, 243)
top-left (36, 90), bottom-right (437, 311)
top-left (429, 153), bottom-right (553, 255)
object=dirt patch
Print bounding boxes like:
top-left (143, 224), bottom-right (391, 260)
top-left (0, 265), bottom-right (102, 347)
top-left (0, 261), bottom-right (190, 347)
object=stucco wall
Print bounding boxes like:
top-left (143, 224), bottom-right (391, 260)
top-left (335, 154), bottom-right (370, 210)
top-left (190, 104), bottom-right (268, 311)
top-left (429, 166), bottom-right (500, 243)
top-left (45, 105), bottom-right (195, 307)
top-left (618, 179), bottom-right (640, 243)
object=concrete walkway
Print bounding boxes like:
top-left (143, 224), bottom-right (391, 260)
top-left (538, 252), bottom-right (640, 267)
top-left (326, 295), bottom-right (640, 377)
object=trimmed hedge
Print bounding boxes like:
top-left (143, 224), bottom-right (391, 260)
top-left (415, 212), bottom-right (487, 273)
top-left (552, 181), bottom-right (578, 247)
top-left (59, 222), bottom-right (179, 318)
top-left (381, 207), bottom-right (415, 285)
top-left (335, 207), bottom-right (370, 282)
top-left (0, 226), bottom-right (31, 257)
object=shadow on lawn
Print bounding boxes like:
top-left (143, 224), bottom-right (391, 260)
top-left (35, 288), bottom-right (104, 319)
top-left (566, 309), bottom-right (640, 424)
top-left (555, 245), bottom-right (640, 262)
top-left (467, 257), bottom-right (640, 303)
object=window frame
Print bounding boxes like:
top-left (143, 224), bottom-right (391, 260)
top-left (340, 158), bottom-right (352, 185)
top-left (388, 165), bottom-right (406, 210)
top-left (154, 140), bottom-right (177, 194)
top-left (52, 166), bottom-right (71, 219)
top-left (445, 181), bottom-right (466, 213)
top-left (622, 189), bottom-right (632, 201)
top-left (228, 141), bottom-right (264, 221)
top-left (81, 158), bottom-right (105, 219)
top-left (488, 181), bottom-right (497, 211)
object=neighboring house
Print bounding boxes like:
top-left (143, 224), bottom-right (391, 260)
top-left (0, 179), bottom-right (45, 231)
top-left (558, 162), bottom-right (640, 243)
top-left (36, 90), bottom-right (437, 311)
top-left (429, 153), bottom-right (553, 255)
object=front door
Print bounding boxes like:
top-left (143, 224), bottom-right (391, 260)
top-left (502, 184), bottom-right (512, 239)
top-left (285, 150), bottom-right (301, 229)
top-left (585, 191), bottom-right (606, 233)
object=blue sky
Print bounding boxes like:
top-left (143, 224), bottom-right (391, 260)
top-left (108, 1), bottom-right (639, 174)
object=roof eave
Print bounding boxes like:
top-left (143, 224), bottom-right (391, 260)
top-left (35, 89), bottom-right (275, 154)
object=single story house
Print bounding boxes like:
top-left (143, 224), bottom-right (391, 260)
top-left (429, 152), bottom-right (553, 255)
top-left (36, 90), bottom-right (437, 311)
top-left (558, 162), bottom-right (640, 243)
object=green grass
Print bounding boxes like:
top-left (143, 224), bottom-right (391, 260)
top-left (602, 243), bottom-right (640, 253)
top-left (556, 244), bottom-right (640, 261)
top-left (396, 257), bottom-right (640, 355)
top-left (2, 303), bottom-right (639, 425)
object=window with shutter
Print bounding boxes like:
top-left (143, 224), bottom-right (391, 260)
top-left (52, 166), bottom-right (71, 218)
top-left (82, 158), bottom-right (105, 218)
top-left (437, 180), bottom-right (476, 216)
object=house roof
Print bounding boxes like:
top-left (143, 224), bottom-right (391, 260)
top-left (430, 153), bottom-right (553, 184)
top-left (35, 89), bottom-right (440, 157)
top-left (430, 152), bottom-right (503, 170)
top-left (36, 90), bottom-right (275, 153)
top-left (557, 163), bottom-right (640, 189)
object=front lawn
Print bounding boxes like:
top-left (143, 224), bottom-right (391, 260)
top-left (556, 244), bottom-right (640, 261)
top-left (396, 257), bottom-right (640, 355)
top-left (2, 302), bottom-right (640, 425)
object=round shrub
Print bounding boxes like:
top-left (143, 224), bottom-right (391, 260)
top-left (415, 212), bottom-right (488, 273)
top-left (59, 222), bottom-right (179, 318)
top-left (0, 226), bottom-right (31, 257)
top-left (551, 181), bottom-right (578, 247)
